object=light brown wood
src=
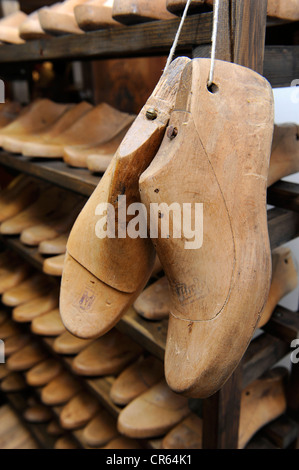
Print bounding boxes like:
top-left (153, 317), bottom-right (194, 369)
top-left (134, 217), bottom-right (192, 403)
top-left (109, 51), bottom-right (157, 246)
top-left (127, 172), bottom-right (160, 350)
top-left (258, 246), bottom-right (298, 328)
top-left (267, 0), bottom-right (299, 21)
top-left (82, 409), bottom-right (118, 447)
top-left (86, 154), bottom-right (114, 174)
top-left (0, 11), bottom-right (27, 44)
top-left (63, 105), bottom-right (135, 168)
top-left (53, 330), bottom-right (94, 355)
top-left (21, 102), bottom-right (93, 157)
top-left (19, 11), bottom-right (49, 40)
top-left (43, 254), bottom-right (65, 277)
top-left (162, 368), bottom-right (287, 448)
top-left (1, 372), bottom-right (26, 392)
top-left (117, 379), bottom-right (190, 438)
top-left (63, 119), bottom-right (135, 169)
top-left (12, 289), bottom-right (60, 323)
top-left (0, 186), bottom-right (73, 235)
top-left (4, 333), bottom-right (31, 356)
top-left (71, 328), bottom-right (143, 376)
top-left (238, 367), bottom-right (287, 448)
top-left (2, 273), bottom-right (53, 307)
top-left (41, 372), bottom-right (82, 405)
top-left (22, 103), bottom-right (131, 160)
top-left (0, 258), bottom-right (31, 294)
top-left (54, 435), bottom-right (79, 449)
top-left (139, 58), bottom-right (274, 398)
top-left (20, 196), bottom-right (85, 246)
top-left (0, 175), bottom-right (40, 223)
top-left (133, 276), bottom-right (170, 320)
top-left (7, 342), bottom-right (47, 371)
top-left (0, 99), bottom-right (71, 150)
top-left (0, 405), bottom-right (39, 449)
top-left (110, 356), bottom-right (164, 406)
top-left (102, 436), bottom-right (142, 449)
top-left (74, 0), bottom-right (121, 31)
top-left (268, 124), bottom-right (299, 187)
top-left (25, 358), bottom-right (63, 387)
top-left (60, 56), bottom-right (190, 340)
top-left (38, 233), bottom-right (68, 255)
top-left (46, 419), bottom-right (64, 437)
top-left (60, 391), bottom-right (100, 430)
top-left (23, 405), bottom-right (52, 423)
top-left (85, 124), bottom-right (135, 173)
top-left (31, 308), bottom-right (66, 336)
top-left (112, 0), bottom-right (175, 24)
top-left (38, 0), bottom-right (89, 36)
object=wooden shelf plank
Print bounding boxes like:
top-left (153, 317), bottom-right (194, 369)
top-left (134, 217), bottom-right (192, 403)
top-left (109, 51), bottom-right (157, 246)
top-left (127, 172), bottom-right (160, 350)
top-left (4, 391), bottom-right (56, 449)
top-left (263, 306), bottom-right (299, 344)
top-left (268, 207), bottom-right (299, 250)
top-left (268, 181), bottom-right (299, 213)
top-left (0, 13), bottom-right (213, 63)
top-left (0, 234), bottom-right (45, 271)
top-left (0, 151), bottom-right (98, 197)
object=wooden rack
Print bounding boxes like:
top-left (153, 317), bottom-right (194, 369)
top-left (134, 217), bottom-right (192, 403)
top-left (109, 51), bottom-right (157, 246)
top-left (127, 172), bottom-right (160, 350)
top-left (0, 0), bottom-right (298, 450)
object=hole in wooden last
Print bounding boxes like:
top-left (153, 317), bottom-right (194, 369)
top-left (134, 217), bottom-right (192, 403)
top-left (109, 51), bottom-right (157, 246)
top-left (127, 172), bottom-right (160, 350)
top-left (207, 82), bottom-right (219, 94)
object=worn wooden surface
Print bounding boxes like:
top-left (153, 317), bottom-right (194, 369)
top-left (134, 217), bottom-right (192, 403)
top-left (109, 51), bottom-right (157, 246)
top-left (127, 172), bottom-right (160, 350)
top-left (242, 333), bottom-right (290, 388)
top-left (0, 151), bottom-right (98, 197)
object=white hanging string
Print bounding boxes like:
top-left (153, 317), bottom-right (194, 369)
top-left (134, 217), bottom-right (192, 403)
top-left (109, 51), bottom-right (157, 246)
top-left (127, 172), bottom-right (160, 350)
top-left (207, 0), bottom-right (220, 87)
top-left (164, 0), bottom-right (193, 71)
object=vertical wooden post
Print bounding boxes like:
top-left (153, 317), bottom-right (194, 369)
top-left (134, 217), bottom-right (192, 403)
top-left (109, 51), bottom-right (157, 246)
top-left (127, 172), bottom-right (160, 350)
top-left (202, 365), bottom-right (243, 449)
top-left (230, 0), bottom-right (268, 74)
top-left (200, 0), bottom-right (268, 449)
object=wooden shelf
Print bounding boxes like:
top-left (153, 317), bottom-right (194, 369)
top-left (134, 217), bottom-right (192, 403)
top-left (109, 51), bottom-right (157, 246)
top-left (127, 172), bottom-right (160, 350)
top-left (0, 235), bottom-right (46, 272)
top-left (0, 13), bottom-right (213, 63)
top-left (0, 13), bottom-right (294, 87)
top-left (0, 151), bottom-right (98, 197)
top-left (4, 390), bottom-right (56, 449)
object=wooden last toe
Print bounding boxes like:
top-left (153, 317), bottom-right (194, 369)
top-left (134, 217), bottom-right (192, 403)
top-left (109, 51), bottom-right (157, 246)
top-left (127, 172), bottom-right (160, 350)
top-left (258, 246), bottom-right (298, 328)
top-left (59, 391), bottom-right (100, 430)
top-left (31, 309), bottom-right (66, 337)
top-left (82, 409), bottom-right (118, 448)
top-left (25, 358), bottom-right (63, 387)
top-left (117, 379), bottom-right (190, 439)
top-left (110, 356), bottom-right (164, 406)
top-left (71, 329), bottom-right (142, 376)
top-left (133, 276), bottom-right (170, 320)
top-left (74, 0), bottom-right (121, 31)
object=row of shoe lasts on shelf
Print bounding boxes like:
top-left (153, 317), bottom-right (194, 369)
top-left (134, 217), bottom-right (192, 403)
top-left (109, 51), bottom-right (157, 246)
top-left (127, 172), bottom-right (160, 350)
top-left (0, 168), bottom-right (298, 318)
top-left (0, 99), bottom-right (298, 178)
top-left (0, 99), bottom-right (136, 172)
top-left (0, 306), bottom-right (292, 449)
top-left (0, 0), bottom-right (298, 45)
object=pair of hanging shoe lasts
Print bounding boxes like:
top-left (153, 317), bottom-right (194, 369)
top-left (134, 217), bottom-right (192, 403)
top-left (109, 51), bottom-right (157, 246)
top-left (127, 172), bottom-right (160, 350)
top-left (59, 54), bottom-right (299, 399)
top-left (0, 98), bottom-right (135, 171)
top-left (0, 0), bottom-right (298, 45)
